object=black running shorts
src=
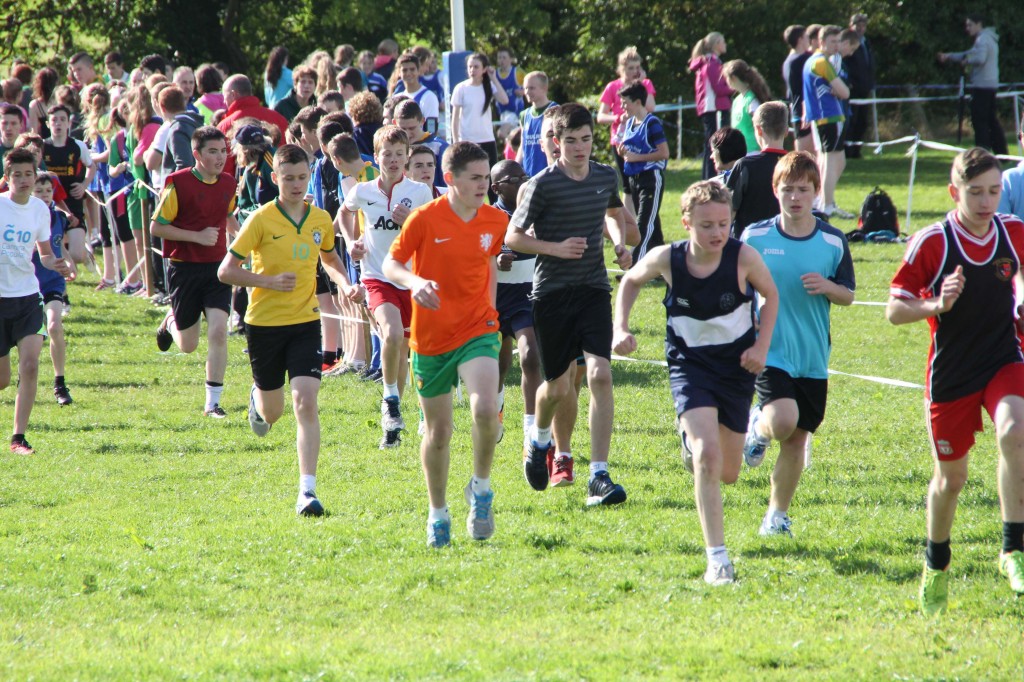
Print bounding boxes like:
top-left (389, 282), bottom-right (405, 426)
top-left (246, 320), bottom-right (323, 391)
top-left (166, 261), bottom-right (232, 330)
top-left (755, 366), bottom-right (829, 433)
top-left (532, 286), bottom-right (612, 381)
top-left (0, 294), bottom-right (44, 357)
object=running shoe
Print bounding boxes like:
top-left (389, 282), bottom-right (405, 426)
top-left (523, 440), bottom-right (552, 491)
top-left (203, 404), bottom-right (227, 419)
top-left (999, 550), bottom-right (1024, 594)
top-left (82, 250), bottom-right (100, 275)
top-left (379, 429), bottom-right (401, 449)
top-left (9, 439), bottom-right (34, 455)
top-left (54, 384), bottom-right (73, 406)
top-left (919, 565), bottom-right (949, 616)
top-left (61, 293), bottom-right (71, 318)
top-left (586, 470), bottom-right (627, 506)
top-left (248, 385), bottom-right (271, 437)
top-left (759, 512), bottom-right (794, 537)
top-left (549, 454), bottom-right (575, 487)
top-left (156, 312), bottom-right (174, 352)
top-left (464, 481), bottom-right (495, 540)
top-left (381, 396), bottom-right (405, 432)
top-left (681, 430), bottom-right (694, 474)
top-left (296, 490), bottom-right (324, 517)
top-left (704, 561), bottom-right (736, 586)
top-left (824, 204), bottom-right (855, 220)
top-left (743, 406), bottom-right (770, 468)
top-left (94, 279), bottom-right (115, 291)
top-left (427, 516), bottom-right (451, 548)
top-left (116, 282), bottom-right (143, 295)
top-left (360, 366), bottom-right (383, 382)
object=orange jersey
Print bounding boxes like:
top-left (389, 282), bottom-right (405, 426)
top-left (390, 196), bottom-right (508, 355)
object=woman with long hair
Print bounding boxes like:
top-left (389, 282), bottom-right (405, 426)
top-left (263, 46), bottom-right (291, 108)
top-left (689, 32), bottom-right (733, 179)
top-left (722, 59), bottom-right (772, 153)
top-left (597, 46), bottom-right (657, 185)
top-left (123, 86), bottom-right (163, 290)
top-left (450, 52), bottom-right (508, 170)
top-left (28, 67), bottom-right (59, 136)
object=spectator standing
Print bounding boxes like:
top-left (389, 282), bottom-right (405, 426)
top-left (844, 13), bottom-right (875, 159)
top-left (689, 33), bottom-right (732, 179)
top-left (263, 47), bottom-right (292, 109)
top-left (939, 14), bottom-right (1007, 155)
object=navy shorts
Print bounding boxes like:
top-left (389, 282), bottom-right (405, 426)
top-left (669, 362), bottom-right (755, 434)
top-left (497, 282), bottom-right (533, 338)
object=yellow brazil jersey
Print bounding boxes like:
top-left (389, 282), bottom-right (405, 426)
top-left (228, 199), bottom-right (335, 327)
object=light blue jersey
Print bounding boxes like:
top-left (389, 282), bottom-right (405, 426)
top-left (741, 217), bottom-right (855, 379)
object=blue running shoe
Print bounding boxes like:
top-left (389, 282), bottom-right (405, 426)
top-left (523, 440), bottom-right (552, 491)
top-left (743, 406), bottom-right (770, 467)
top-left (296, 490), bottom-right (324, 517)
top-left (427, 517), bottom-right (451, 548)
top-left (464, 481), bottom-right (495, 540)
top-left (586, 470), bottom-right (627, 506)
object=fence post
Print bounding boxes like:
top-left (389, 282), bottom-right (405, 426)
top-left (905, 134), bottom-right (920, 233)
top-left (676, 95), bottom-right (683, 161)
top-left (871, 89), bottom-right (880, 144)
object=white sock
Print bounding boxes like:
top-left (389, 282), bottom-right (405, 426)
top-left (428, 506), bottom-right (449, 523)
top-left (497, 387), bottom-right (505, 410)
top-left (589, 461), bottom-right (608, 480)
top-left (205, 383), bottom-right (224, 410)
top-left (300, 474), bottom-right (316, 494)
top-left (766, 506), bottom-right (787, 522)
top-left (471, 476), bottom-right (490, 495)
top-left (523, 414), bottom-right (535, 433)
top-left (531, 424), bottom-right (552, 445)
top-left (384, 382), bottom-right (399, 399)
top-left (706, 545), bottom-right (729, 564)
top-left (555, 451), bottom-right (572, 460)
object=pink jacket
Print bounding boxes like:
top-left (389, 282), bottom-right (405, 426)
top-left (689, 55), bottom-right (732, 116)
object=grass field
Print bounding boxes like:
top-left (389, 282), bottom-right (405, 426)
top-left (3, 147), bottom-right (1023, 680)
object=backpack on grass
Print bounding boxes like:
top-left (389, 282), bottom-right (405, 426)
top-left (847, 187), bottom-right (899, 242)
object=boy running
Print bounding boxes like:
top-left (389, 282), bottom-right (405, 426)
top-left (0, 148), bottom-right (73, 454)
top-left (506, 103), bottom-right (632, 504)
top-left (741, 151), bottom-right (855, 537)
top-left (340, 126), bottom-right (433, 448)
top-left (151, 127), bottom-right (239, 418)
top-left (383, 141), bottom-right (508, 547)
top-left (42, 104), bottom-right (96, 267)
top-left (32, 172), bottom-right (78, 406)
top-left (887, 148), bottom-right (1024, 615)
top-left (614, 180), bottom-right (778, 585)
top-left (218, 144), bottom-right (356, 517)
top-left (516, 71), bottom-right (556, 178)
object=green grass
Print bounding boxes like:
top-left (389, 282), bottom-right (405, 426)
top-left (3, 148), bottom-right (1023, 680)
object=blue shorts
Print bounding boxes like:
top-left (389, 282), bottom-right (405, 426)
top-left (669, 361), bottom-right (755, 434)
top-left (497, 282), bottom-right (532, 338)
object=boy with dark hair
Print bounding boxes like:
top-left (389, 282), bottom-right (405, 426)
top-left (68, 52), bottom-right (102, 89)
top-left (394, 99), bottom-right (447, 188)
top-left (491, 159), bottom-right (541, 447)
top-left (319, 90), bottom-right (344, 113)
top-left (617, 80), bottom-right (669, 263)
top-left (274, 66), bottom-right (318, 122)
top-left (506, 103), bottom-right (632, 503)
top-left (516, 71), bottom-right (556, 177)
top-left (615, 180), bottom-right (778, 585)
top-left (888, 147), bottom-right (1024, 614)
top-left (337, 67), bottom-right (364, 104)
top-left (393, 54), bottom-right (439, 130)
top-left (727, 100), bottom-right (789, 236)
top-left (1, 148), bottom-right (72, 454)
top-left (43, 104), bottom-right (95, 267)
top-left (340, 125), bottom-right (433, 447)
top-left (384, 141), bottom-right (508, 547)
top-left (160, 85), bottom-right (205, 174)
top-left (0, 104), bottom-right (24, 174)
top-left (219, 144), bottom-right (355, 517)
top-left (358, 51), bottom-right (388, 103)
top-left (104, 51), bottom-right (129, 85)
top-left (782, 25), bottom-right (814, 155)
top-left (152, 127), bottom-right (239, 418)
top-left (31, 172), bottom-right (77, 405)
top-left (292, 105), bottom-right (327, 160)
top-left (741, 151), bottom-right (855, 537)
top-left (139, 54), bottom-right (170, 78)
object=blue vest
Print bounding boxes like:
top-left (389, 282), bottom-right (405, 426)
top-left (621, 113), bottom-right (666, 175)
top-left (495, 66), bottom-right (524, 116)
top-left (521, 102), bottom-right (556, 177)
top-left (33, 206), bottom-right (67, 294)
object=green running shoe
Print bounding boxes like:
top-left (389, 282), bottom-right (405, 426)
top-left (998, 550), bottom-right (1024, 594)
top-left (919, 565), bottom-right (949, 616)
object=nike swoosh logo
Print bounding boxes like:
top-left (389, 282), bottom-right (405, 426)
top-left (434, 238), bottom-right (452, 243)
top-left (272, 235), bottom-right (284, 240)
top-left (367, 201), bottom-right (377, 205)
top-left (596, 189), bottom-right (608, 194)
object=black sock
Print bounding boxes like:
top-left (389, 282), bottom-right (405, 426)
top-left (12, 433), bottom-right (25, 444)
top-left (1003, 522), bottom-right (1024, 554)
top-left (205, 381), bottom-right (223, 388)
top-left (336, 347), bottom-right (343, 359)
top-left (54, 375), bottom-right (65, 387)
top-left (926, 539), bottom-right (951, 570)
top-left (323, 351), bottom-right (337, 366)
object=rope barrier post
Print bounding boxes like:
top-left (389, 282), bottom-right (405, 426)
top-left (871, 89), bottom-right (880, 145)
top-left (676, 95), bottom-right (683, 161)
top-left (140, 186), bottom-right (155, 295)
top-left (905, 134), bottom-right (920, 233)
